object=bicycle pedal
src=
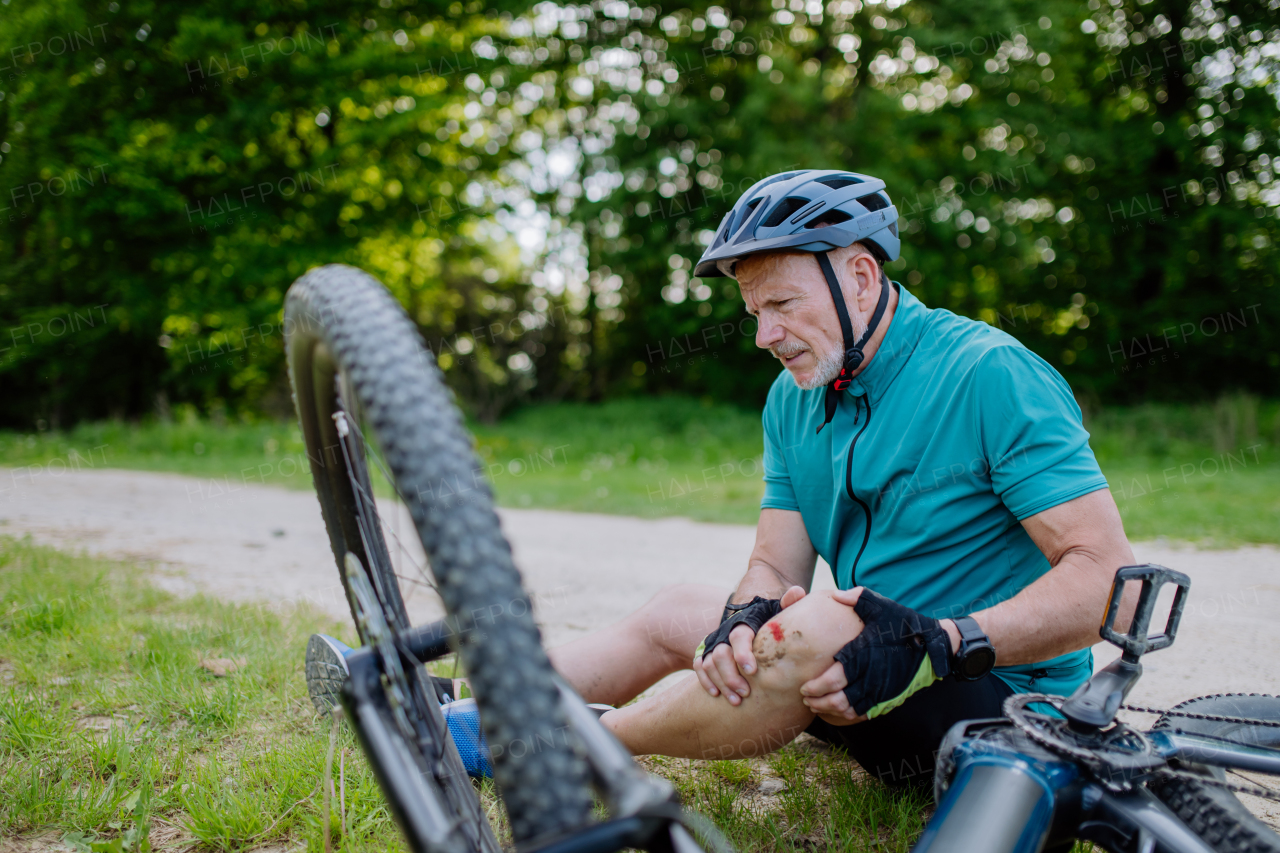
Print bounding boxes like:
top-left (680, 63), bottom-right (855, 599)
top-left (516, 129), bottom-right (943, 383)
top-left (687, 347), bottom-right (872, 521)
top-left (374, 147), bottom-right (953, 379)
top-left (306, 634), bottom-right (352, 717)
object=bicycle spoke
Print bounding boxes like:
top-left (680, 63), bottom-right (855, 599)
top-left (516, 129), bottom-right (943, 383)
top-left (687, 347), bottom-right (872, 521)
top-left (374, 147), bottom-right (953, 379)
top-left (350, 473), bottom-right (437, 595)
top-left (333, 410), bottom-right (492, 848)
top-left (334, 409), bottom-right (439, 605)
top-left (1229, 769), bottom-right (1280, 796)
top-left (340, 410), bottom-right (440, 597)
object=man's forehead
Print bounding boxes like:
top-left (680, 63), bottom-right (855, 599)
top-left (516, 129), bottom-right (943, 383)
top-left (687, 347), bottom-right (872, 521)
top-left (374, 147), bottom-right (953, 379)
top-left (736, 252), bottom-right (815, 295)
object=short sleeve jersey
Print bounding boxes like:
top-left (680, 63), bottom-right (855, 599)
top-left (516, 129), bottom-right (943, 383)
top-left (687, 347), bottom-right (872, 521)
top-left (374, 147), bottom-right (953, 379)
top-left (761, 284), bottom-right (1110, 697)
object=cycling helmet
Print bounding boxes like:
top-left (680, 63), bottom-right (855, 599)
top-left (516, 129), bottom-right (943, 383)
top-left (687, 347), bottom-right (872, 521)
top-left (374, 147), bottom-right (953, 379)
top-left (693, 169), bottom-right (899, 279)
top-left (694, 169), bottom-right (901, 433)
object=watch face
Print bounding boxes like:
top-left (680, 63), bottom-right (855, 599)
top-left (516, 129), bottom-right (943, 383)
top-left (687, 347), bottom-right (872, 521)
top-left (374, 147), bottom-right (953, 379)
top-left (960, 645), bottom-right (997, 679)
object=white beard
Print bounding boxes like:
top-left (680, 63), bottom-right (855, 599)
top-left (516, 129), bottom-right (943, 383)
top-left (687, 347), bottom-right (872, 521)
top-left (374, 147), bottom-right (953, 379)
top-left (794, 345), bottom-right (845, 390)
top-left (782, 307), bottom-right (869, 391)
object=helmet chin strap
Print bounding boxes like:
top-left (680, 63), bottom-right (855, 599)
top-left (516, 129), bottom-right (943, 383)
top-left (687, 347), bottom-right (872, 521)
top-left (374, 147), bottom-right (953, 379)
top-left (814, 251), bottom-right (891, 434)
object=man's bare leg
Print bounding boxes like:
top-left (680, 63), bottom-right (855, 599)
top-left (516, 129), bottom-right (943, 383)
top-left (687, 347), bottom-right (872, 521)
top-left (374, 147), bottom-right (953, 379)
top-left (601, 589), bottom-right (864, 759)
top-left (545, 583), bottom-right (728, 707)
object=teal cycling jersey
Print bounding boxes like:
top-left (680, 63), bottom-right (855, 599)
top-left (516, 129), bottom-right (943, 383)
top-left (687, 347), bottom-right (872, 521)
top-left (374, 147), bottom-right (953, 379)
top-left (761, 283), bottom-right (1110, 697)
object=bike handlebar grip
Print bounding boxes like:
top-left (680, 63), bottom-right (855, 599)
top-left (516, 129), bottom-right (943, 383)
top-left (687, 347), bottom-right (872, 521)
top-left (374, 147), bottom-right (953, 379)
top-left (913, 763), bottom-right (1054, 853)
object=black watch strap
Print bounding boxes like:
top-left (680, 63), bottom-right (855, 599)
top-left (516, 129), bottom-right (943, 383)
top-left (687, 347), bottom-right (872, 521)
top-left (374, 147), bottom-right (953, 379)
top-left (953, 615), bottom-right (987, 644)
top-left (951, 615), bottom-right (996, 681)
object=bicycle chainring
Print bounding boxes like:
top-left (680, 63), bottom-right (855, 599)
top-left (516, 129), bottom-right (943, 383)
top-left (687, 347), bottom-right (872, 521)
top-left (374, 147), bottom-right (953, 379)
top-left (1005, 695), bottom-right (1280, 802)
top-left (1004, 694), bottom-right (1163, 792)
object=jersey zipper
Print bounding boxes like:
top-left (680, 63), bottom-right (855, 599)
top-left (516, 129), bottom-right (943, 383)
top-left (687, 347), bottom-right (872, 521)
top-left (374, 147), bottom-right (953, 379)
top-left (844, 394), bottom-right (873, 587)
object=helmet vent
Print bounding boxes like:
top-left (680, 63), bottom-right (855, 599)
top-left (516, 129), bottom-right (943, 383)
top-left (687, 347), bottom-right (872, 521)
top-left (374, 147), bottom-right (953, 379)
top-left (859, 192), bottom-right (890, 212)
top-left (815, 176), bottom-right (862, 189)
top-left (888, 221), bottom-right (899, 236)
top-left (728, 198), bottom-right (763, 238)
top-left (762, 196), bottom-right (809, 228)
top-left (805, 209), bottom-right (853, 229)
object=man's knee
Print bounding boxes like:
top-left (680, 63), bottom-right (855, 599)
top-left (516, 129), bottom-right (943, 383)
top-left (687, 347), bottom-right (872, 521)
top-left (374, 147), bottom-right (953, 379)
top-left (750, 590), bottom-right (862, 691)
top-left (635, 583), bottom-right (726, 658)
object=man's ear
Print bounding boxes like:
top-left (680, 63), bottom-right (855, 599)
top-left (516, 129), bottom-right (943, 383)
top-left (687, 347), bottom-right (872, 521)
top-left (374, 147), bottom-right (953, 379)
top-left (843, 251), bottom-right (880, 308)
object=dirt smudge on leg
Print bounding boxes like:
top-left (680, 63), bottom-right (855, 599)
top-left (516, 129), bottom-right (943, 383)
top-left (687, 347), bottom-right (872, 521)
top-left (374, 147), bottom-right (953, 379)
top-left (754, 620), bottom-right (788, 668)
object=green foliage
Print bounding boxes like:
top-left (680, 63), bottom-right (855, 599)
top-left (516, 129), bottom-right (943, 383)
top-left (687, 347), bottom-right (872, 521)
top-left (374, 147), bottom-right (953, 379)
top-left (0, 0), bottom-right (572, 426)
top-left (567, 0), bottom-right (1279, 405)
top-left (0, 0), bottom-right (1274, 551)
top-left (0, 0), bottom-right (1275, 428)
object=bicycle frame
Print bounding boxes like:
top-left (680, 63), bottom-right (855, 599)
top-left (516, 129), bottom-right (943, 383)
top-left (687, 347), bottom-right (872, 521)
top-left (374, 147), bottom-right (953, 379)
top-left (915, 564), bottom-right (1280, 853)
top-left (341, 642), bottom-right (710, 853)
top-left (915, 717), bottom-right (1274, 853)
top-left (343, 647), bottom-right (483, 853)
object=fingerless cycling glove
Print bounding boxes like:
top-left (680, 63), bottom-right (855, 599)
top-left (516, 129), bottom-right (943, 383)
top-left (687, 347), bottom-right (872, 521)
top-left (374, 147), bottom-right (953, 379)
top-left (695, 596), bottom-right (781, 660)
top-left (834, 589), bottom-right (952, 719)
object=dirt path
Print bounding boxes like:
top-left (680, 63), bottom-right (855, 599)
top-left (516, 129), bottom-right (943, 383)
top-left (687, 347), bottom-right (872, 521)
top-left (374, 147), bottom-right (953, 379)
top-left (3, 467), bottom-right (1278, 715)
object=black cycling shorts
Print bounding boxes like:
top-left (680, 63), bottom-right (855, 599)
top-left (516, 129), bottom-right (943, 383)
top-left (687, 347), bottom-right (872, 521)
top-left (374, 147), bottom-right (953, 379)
top-left (805, 673), bottom-right (1016, 789)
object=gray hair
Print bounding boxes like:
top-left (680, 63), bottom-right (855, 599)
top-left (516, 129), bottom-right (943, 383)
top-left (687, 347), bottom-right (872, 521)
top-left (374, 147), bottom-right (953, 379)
top-left (717, 241), bottom-right (881, 283)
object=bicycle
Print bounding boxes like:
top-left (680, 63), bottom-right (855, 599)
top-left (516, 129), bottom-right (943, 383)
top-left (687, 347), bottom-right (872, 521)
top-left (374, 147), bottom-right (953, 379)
top-left (284, 264), bottom-right (720, 853)
top-left (916, 564), bottom-right (1280, 853)
top-left (285, 265), bottom-right (1279, 853)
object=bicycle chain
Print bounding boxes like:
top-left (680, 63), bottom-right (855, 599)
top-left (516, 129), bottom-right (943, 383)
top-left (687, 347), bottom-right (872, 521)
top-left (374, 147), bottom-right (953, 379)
top-left (1121, 698), bottom-right (1280, 730)
top-left (1123, 695), bottom-right (1280, 804)
top-left (1004, 694), bottom-right (1280, 803)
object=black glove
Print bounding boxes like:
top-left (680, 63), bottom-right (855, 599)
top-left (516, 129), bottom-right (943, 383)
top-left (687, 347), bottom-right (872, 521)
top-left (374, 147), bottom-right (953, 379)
top-left (833, 589), bottom-right (952, 719)
top-left (695, 596), bottom-right (781, 660)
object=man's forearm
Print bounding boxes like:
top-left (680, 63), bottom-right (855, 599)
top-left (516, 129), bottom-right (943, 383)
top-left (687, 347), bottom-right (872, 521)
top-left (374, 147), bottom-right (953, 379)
top-left (965, 551), bottom-right (1134, 666)
top-left (952, 490), bottom-right (1137, 667)
top-left (729, 560), bottom-right (803, 606)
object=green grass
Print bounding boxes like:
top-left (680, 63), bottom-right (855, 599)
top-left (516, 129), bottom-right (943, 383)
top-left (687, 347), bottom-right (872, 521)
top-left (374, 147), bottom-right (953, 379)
top-left (2, 394), bottom-right (1278, 543)
top-left (1087, 395), bottom-right (1280, 544)
top-left (0, 535), bottom-right (403, 852)
top-left (644, 748), bottom-right (933, 852)
top-left (0, 537), bottom-right (937, 852)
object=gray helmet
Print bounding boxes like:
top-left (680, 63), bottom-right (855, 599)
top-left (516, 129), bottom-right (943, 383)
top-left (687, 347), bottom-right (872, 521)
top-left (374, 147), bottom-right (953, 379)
top-left (697, 169), bottom-right (901, 433)
top-left (694, 169), bottom-right (900, 278)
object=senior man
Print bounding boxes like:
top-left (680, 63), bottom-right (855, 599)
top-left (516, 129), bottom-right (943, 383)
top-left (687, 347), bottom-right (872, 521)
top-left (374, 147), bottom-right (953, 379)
top-left (546, 168), bottom-right (1135, 786)
top-left (309, 168), bottom-right (1135, 786)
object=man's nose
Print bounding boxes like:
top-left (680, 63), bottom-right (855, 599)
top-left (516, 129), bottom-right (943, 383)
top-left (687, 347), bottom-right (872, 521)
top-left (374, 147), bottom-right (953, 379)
top-left (756, 316), bottom-right (785, 350)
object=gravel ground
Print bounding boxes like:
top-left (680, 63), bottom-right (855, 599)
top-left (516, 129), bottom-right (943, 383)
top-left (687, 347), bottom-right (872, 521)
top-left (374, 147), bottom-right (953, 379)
top-left (4, 467), bottom-right (1278, 761)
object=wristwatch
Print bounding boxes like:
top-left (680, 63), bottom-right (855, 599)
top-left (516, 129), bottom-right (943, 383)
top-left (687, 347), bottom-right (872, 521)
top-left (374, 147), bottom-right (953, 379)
top-left (951, 615), bottom-right (997, 681)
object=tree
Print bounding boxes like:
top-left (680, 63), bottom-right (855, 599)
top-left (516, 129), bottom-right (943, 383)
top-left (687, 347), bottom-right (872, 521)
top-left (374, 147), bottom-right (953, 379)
top-left (1, 0), bottom-right (1275, 427)
top-left (0, 0), bottom-right (571, 426)
top-left (551, 0), bottom-right (1279, 405)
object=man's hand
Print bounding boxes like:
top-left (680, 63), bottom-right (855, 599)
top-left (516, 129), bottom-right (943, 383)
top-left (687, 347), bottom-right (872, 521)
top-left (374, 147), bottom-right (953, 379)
top-left (800, 588), bottom-right (865, 722)
top-left (801, 588), bottom-right (960, 725)
top-left (694, 585), bottom-right (806, 705)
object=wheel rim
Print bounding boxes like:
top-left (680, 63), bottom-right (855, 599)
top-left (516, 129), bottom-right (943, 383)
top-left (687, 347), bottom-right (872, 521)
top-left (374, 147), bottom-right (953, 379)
top-left (293, 333), bottom-right (422, 642)
top-left (291, 326), bottom-right (493, 850)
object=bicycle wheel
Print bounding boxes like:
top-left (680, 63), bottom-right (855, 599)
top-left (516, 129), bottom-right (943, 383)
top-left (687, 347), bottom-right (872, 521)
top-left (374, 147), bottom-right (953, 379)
top-left (285, 264), bottom-right (594, 845)
top-left (1150, 694), bottom-right (1280, 853)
